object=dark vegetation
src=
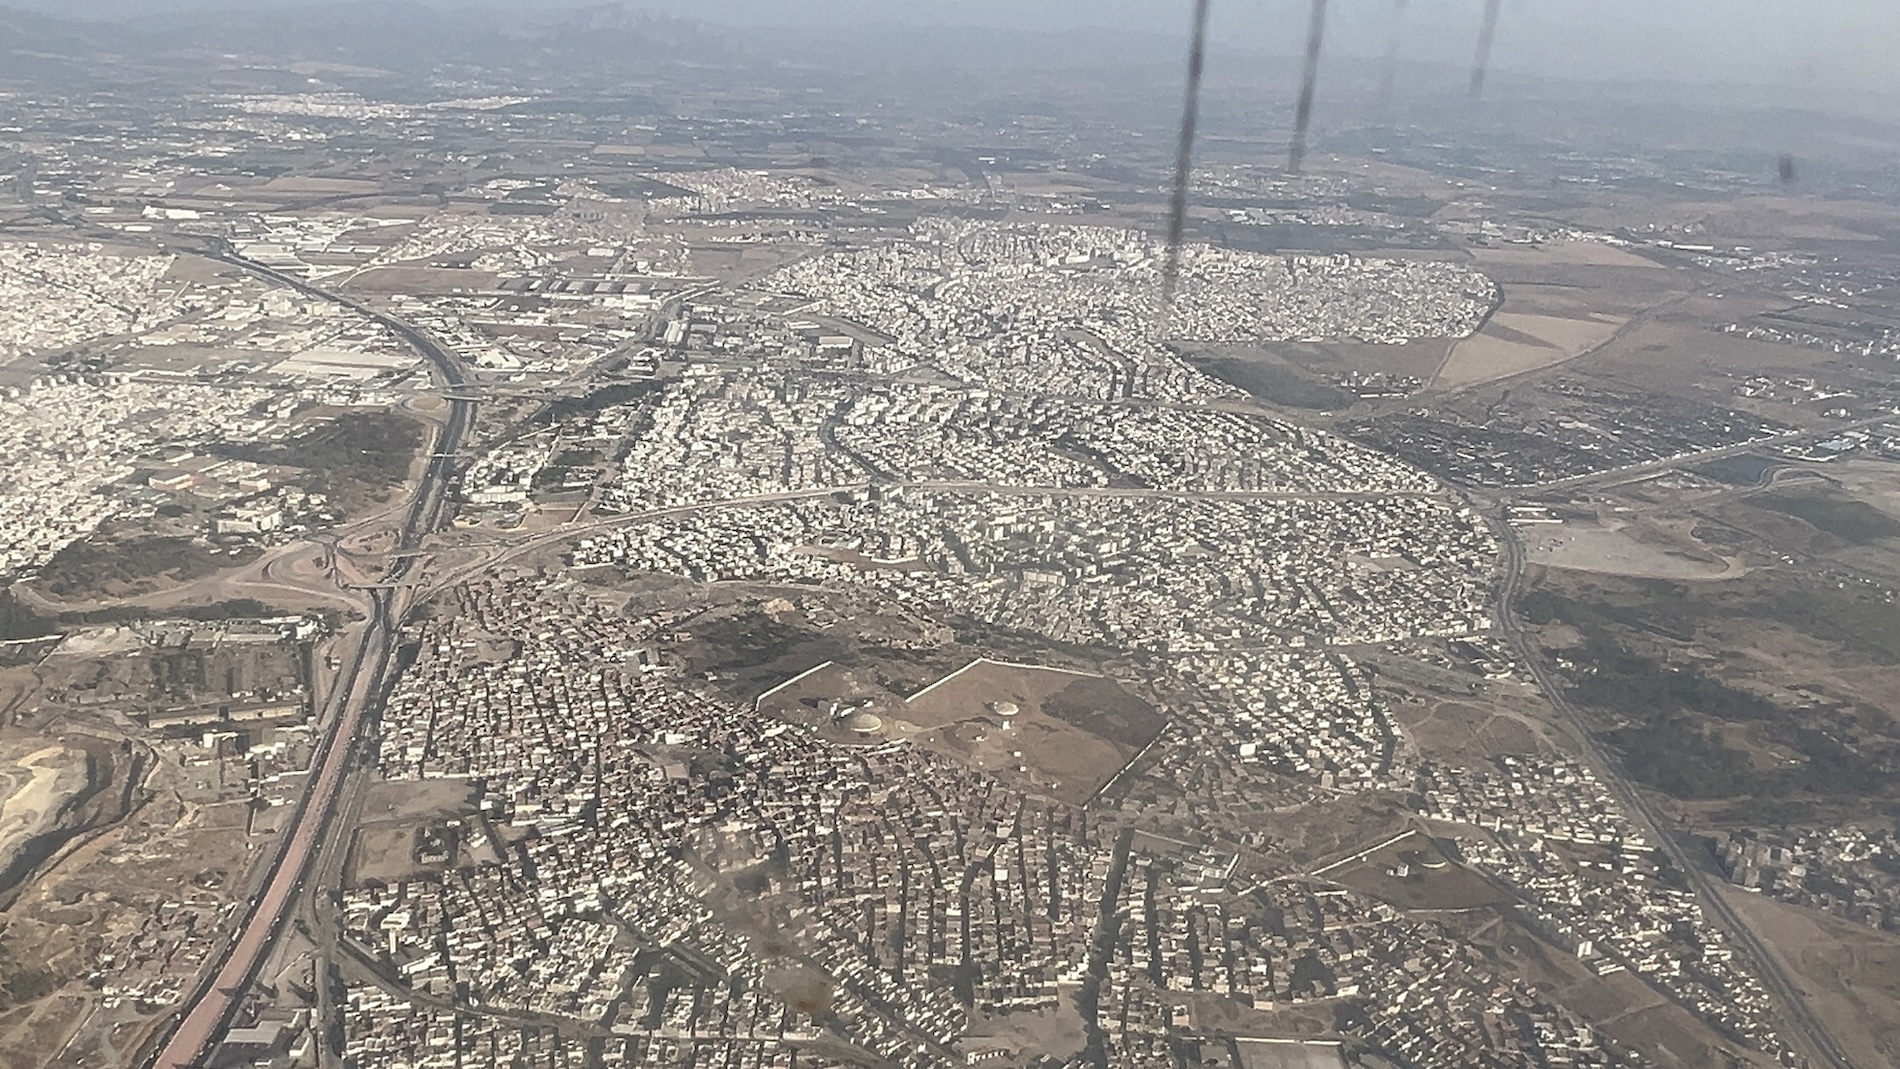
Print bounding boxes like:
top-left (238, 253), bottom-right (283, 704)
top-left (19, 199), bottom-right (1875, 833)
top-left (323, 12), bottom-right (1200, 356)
top-left (1557, 628), bottom-right (1764, 799)
top-left (535, 380), bottom-right (664, 428)
top-left (217, 411), bottom-right (422, 513)
top-left (1712, 796), bottom-right (1817, 827)
top-left (1693, 454), bottom-right (1779, 487)
top-left (1526, 584), bottom-right (1898, 802)
top-left (531, 450), bottom-right (604, 494)
top-left (1182, 354), bottom-right (1353, 411)
top-left (0, 589), bottom-right (54, 642)
top-left (1043, 676), bottom-right (1167, 750)
top-left (690, 613), bottom-right (849, 699)
top-left (1521, 575), bottom-right (1900, 664)
top-left (1752, 488), bottom-right (1900, 544)
top-left (0, 931), bottom-right (56, 1010)
top-left (37, 536), bottom-right (261, 600)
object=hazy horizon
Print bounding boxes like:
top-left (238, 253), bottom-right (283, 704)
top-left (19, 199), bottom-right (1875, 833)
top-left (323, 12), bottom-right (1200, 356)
top-left (9, 0), bottom-right (1900, 101)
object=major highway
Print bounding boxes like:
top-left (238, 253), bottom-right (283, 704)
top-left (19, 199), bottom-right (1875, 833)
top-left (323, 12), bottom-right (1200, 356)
top-left (1490, 510), bottom-right (1860, 1069)
top-left (141, 253), bottom-right (475, 1069)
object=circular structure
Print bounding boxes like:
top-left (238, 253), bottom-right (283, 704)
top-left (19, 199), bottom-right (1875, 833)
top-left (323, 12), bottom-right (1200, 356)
top-left (841, 709), bottom-right (884, 735)
top-left (991, 701), bottom-right (1021, 719)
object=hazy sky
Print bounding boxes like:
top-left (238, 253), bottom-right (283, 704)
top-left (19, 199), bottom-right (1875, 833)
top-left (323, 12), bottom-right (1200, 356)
top-left (691, 0), bottom-right (1893, 92)
top-left (19, 0), bottom-right (1900, 97)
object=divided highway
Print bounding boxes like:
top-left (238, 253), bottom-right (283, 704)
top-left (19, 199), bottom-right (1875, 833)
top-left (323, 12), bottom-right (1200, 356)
top-left (1491, 512), bottom-right (1859, 1069)
top-left (142, 255), bottom-right (474, 1069)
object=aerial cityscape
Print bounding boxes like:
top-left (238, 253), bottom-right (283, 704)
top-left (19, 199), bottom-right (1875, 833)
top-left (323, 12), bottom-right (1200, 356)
top-left (1, 4), bottom-right (1899, 1069)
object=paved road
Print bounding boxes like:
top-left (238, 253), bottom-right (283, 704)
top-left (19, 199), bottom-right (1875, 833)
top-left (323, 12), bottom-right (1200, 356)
top-left (1490, 510), bottom-right (1860, 1069)
top-left (142, 254), bottom-right (475, 1069)
top-left (1501, 412), bottom-right (1898, 497)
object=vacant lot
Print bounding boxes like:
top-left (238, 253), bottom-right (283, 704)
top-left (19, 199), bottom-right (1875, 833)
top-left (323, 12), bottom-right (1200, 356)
top-left (1320, 832), bottom-right (1511, 912)
top-left (904, 659), bottom-right (1163, 805)
top-left (1726, 888), bottom-right (1900, 1068)
top-left (1435, 312), bottom-right (1624, 390)
top-left (36, 535), bottom-right (262, 602)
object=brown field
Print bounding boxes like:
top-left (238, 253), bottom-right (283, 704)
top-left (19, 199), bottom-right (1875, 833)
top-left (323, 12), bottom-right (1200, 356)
top-left (1260, 792), bottom-right (1413, 870)
top-left (346, 826), bottom-right (438, 886)
top-left (255, 176), bottom-right (383, 196)
top-left (1319, 833), bottom-right (1512, 912)
top-left (900, 659), bottom-right (1164, 805)
top-left (1394, 694), bottom-right (1550, 760)
top-left (0, 993), bottom-right (90, 1069)
top-left (962, 1002), bottom-right (1090, 1063)
top-left (1592, 317), bottom-right (1831, 388)
top-left (345, 779), bottom-right (475, 886)
top-left (1468, 240), bottom-right (1672, 272)
top-left (1604, 1003), bottom-right (1775, 1069)
top-left (1725, 889), bottom-right (1900, 1068)
top-left (1477, 918), bottom-right (1774, 1068)
top-left (1520, 517), bottom-right (1742, 580)
top-left (1434, 312), bottom-right (1625, 390)
top-left (358, 777), bottom-right (475, 825)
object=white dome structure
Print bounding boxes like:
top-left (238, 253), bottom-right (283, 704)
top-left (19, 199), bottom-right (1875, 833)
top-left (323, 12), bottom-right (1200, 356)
top-left (841, 709), bottom-right (884, 735)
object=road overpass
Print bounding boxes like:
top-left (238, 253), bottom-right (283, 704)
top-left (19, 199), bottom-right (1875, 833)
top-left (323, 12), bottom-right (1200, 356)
top-left (141, 253), bottom-right (475, 1069)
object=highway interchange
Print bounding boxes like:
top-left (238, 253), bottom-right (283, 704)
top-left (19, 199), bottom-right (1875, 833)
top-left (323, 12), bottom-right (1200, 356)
top-left (142, 253), bottom-right (475, 1069)
top-left (127, 246), bottom-right (1866, 1068)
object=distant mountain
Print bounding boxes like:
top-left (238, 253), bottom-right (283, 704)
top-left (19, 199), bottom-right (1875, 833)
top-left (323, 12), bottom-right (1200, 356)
top-left (0, 5), bottom-right (120, 51)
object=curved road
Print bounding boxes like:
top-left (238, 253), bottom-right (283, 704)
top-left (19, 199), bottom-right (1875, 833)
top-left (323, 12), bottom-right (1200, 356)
top-left (141, 253), bottom-right (475, 1069)
top-left (1491, 510), bottom-right (1858, 1069)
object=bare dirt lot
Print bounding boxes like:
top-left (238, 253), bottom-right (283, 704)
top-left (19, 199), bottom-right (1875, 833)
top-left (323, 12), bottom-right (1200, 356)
top-left (1724, 889), bottom-right (1900, 1068)
top-left (0, 741), bottom-right (89, 890)
top-left (898, 659), bottom-right (1164, 805)
top-left (1467, 240), bottom-right (1673, 273)
top-left (1391, 692), bottom-right (1553, 761)
top-left (342, 267), bottom-right (499, 295)
top-left (1434, 311), bottom-right (1625, 390)
top-left (1318, 832), bottom-right (1511, 912)
top-left (1520, 517), bottom-right (1743, 580)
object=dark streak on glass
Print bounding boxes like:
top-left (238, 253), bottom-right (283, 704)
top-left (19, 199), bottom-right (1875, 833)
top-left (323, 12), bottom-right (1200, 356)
top-left (1470, 0), bottom-right (1502, 99)
top-left (1379, 0), bottom-right (1409, 113)
top-left (1288, 0), bottom-right (1329, 174)
top-left (1162, 0), bottom-right (1212, 313)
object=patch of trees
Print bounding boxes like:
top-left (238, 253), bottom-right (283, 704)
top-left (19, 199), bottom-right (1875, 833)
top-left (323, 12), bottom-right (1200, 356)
top-left (1755, 490), bottom-right (1900, 545)
top-left (1572, 635), bottom-right (1780, 723)
top-left (1573, 633), bottom-right (1894, 801)
top-left (37, 537), bottom-right (260, 600)
top-left (535, 380), bottom-right (664, 428)
top-left (1610, 716), bottom-right (1755, 800)
top-left (0, 589), bottom-right (53, 641)
top-left (218, 411), bottom-right (422, 512)
top-left (0, 935), bottom-right (56, 1010)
